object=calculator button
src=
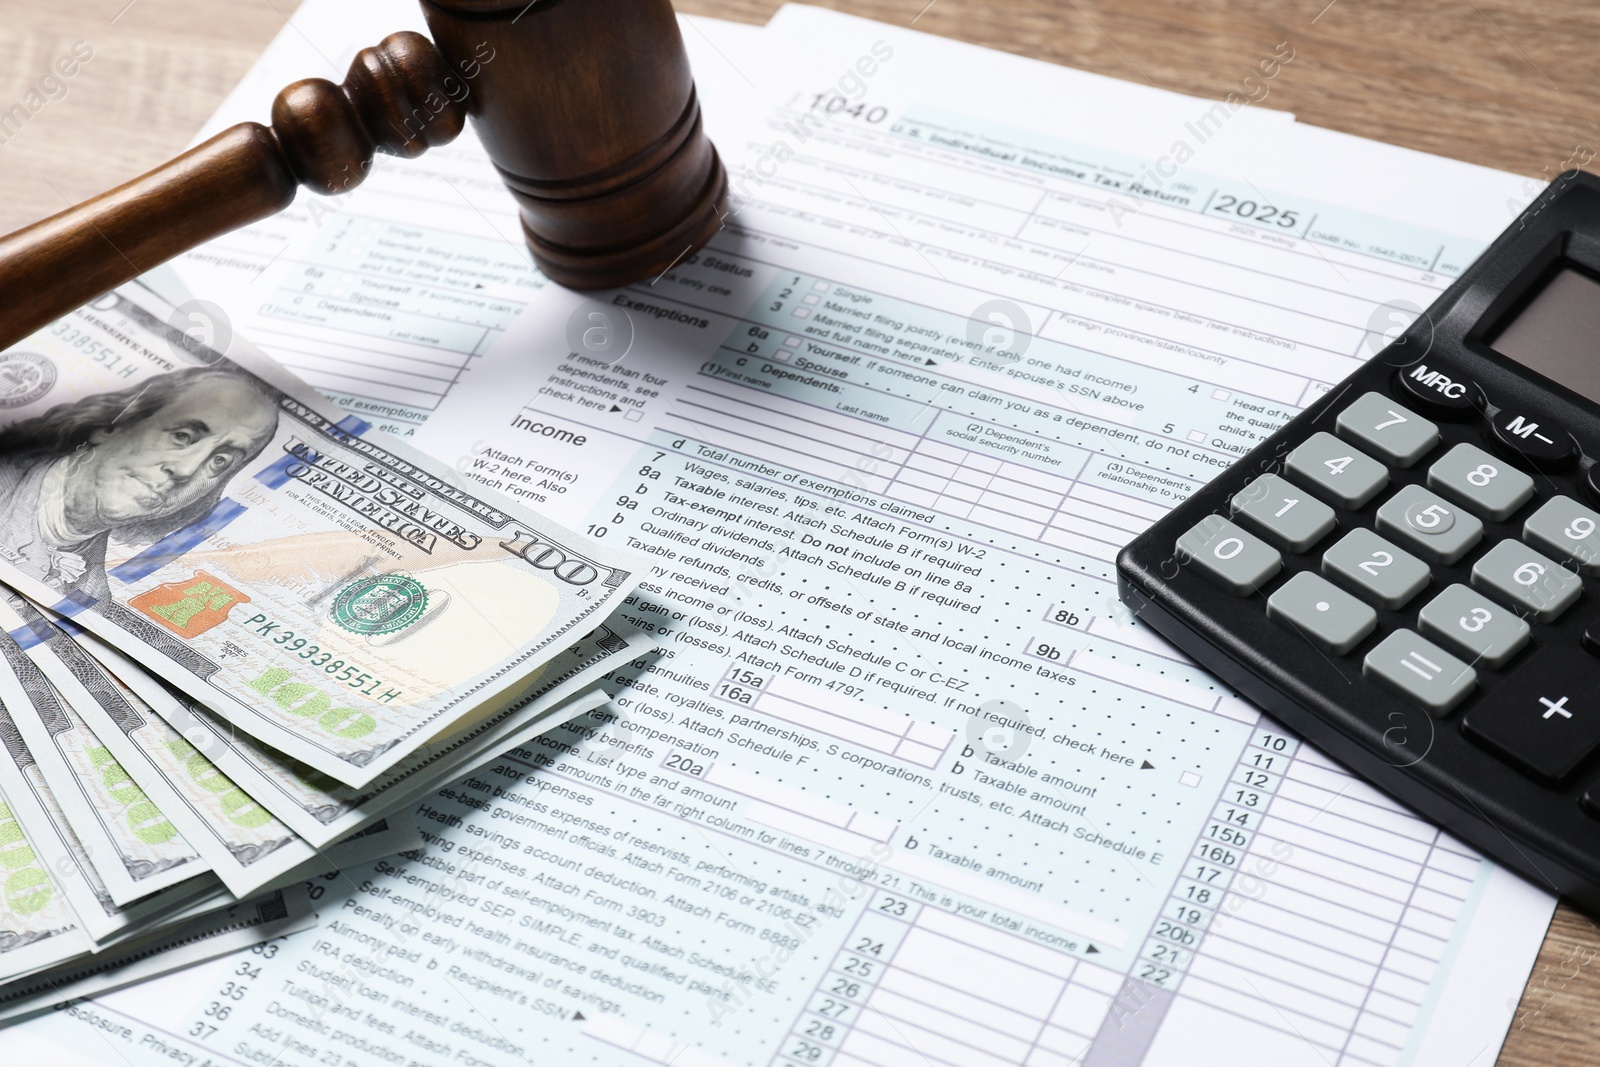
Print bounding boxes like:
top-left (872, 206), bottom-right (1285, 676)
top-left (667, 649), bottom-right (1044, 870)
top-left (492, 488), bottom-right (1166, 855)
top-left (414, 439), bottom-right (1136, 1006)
top-left (1176, 516), bottom-right (1281, 595)
top-left (1363, 630), bottom-right (1476, 715)
top-left (1321, 528), bottom-right (1430, 609)
top-left (1336, 392), bottom-right (1440, 467)
top-left (1396, 362), bottom-right (1476, 415)
top-left (1524, 496), bottom-right (1600, 573)
top-left (1284, 432), bottom-right (1388, 509)
top-left (1375, 484), bottom-right (1484, 565)
top-left (1470, 540), bottom-right (1582, 622)
top-left (1417, 584), bottom-right (1530, 669)
top-left (1489, 406), bottom-right (1575, 469)
top-left (1267, 572), bottom-right (1377, 655)
top-left (1461, 646), bottom-right (1600, 783)
top-left (1426, 443), bottom-right (1534, 522)
top-left (1229, 473), bottom-right (1336, 552)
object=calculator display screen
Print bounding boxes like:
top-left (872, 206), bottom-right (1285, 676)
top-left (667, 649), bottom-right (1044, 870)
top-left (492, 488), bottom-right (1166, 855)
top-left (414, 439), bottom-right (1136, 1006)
top-left (1491, 267), bottom-right (1600, 405)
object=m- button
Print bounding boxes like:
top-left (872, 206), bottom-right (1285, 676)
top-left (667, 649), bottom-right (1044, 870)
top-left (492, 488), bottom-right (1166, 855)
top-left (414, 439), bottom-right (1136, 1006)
top-left (1462, 647), bottom-right (1600, 783)
top-left (1489, 407), bottom-right (1575, 468)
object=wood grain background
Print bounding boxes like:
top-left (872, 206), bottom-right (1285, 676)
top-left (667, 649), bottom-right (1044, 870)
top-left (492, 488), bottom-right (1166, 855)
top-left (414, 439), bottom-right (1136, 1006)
top-left (4, 1), bottom-right (1600, 1062)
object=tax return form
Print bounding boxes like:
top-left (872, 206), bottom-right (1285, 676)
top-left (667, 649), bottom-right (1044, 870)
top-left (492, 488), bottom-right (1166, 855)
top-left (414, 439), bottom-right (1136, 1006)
top-left (10, 7), bottom-right (1557, 1067)
top-left (166, 0), bottom-right (1291, 441)
top-left (414, 11), bottom-right (1551, 1067)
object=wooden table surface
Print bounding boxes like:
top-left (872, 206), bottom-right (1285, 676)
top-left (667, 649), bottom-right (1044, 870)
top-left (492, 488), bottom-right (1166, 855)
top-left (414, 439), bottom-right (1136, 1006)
top-left (4, 1), bottom-right (1600, 1062)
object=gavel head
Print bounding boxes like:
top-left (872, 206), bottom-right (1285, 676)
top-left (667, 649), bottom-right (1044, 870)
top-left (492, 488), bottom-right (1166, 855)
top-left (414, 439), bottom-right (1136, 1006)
top-left (0, 1), bottom-right (732, 353)
top-left (419, 0), bottom-right (730, 289)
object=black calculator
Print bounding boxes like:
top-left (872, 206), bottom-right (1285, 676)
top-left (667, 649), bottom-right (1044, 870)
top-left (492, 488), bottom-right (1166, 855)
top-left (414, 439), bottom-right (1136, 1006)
top-left (1118, 170), bottom-right (1600, 909)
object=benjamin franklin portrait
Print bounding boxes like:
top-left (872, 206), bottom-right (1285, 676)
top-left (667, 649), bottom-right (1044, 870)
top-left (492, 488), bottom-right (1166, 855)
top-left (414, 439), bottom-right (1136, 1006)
top-left (0, 366), bottom-right (279, 601)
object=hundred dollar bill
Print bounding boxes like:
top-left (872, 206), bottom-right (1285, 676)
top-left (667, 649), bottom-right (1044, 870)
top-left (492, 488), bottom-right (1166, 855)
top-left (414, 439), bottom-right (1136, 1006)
top-left (107, 620), bottom-right (645, 846)
top-left (93, 809), bottom-right (423, 948)
top-left (0, 601), bottom-right (206, 905)
top-left (0, 695), bottom-right (217, 944)
top-left (275, 807), bottom-right (424, 886)
top-left (0, 887), bottom-right (314, 1026)
top-left (0, 774), bottom-right (92, 982)
top-left (0, 604), bottom-right (308, 898)
top-left (363, 688), bottom-right (612, 822)
top-left (0, 276), bottom-right (642, 787)
top-left (24, 614), bottom-right (433, 898)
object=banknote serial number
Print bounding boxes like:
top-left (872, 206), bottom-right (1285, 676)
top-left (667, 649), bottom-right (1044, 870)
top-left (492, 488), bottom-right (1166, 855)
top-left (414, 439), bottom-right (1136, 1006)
top-left (49, 319), bottom-right (149, 377)
top-left (243, 614), bottom-right (403, 703)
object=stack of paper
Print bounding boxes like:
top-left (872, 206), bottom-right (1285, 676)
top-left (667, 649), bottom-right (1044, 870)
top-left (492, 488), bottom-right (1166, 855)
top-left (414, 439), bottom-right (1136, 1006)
top-left (0, 3), bottom-right (1561, 1066)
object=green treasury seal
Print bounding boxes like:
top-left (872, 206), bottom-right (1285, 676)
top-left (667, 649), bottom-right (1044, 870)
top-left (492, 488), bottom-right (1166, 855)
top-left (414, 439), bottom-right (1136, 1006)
top-left (332, 574), bottom-right (429, 636)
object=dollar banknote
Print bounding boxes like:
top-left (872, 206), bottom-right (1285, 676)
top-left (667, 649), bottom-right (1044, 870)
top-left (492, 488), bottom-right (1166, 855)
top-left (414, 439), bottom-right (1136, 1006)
top-left (0, 602), bottom-right (206, 906)
top-left (265, 808), bottom-right (425, 892)
top-left (0, 694), bottom-right (221, 944)
top-left (0, 277), bottom-right (642, 787)
top-left (0, 773), bottom-right (92, 982)
top-left (0, 887), bottom-right (314, 1024)
top-left (106, 619), bottom-right (645, 846)
top-left (366, 688), bottom-right (616, 823)
top-left (22, 614), bottom-right (446, 898)
top-left (92, 810), bottom-right (421, 952)
top-left (0, 602), bottom-right (309, 898)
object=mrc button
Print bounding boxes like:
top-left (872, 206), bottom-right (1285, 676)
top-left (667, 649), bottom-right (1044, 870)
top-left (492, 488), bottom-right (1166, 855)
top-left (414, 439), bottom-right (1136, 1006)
top-left (1396, 362), bottom-right (1476, 414)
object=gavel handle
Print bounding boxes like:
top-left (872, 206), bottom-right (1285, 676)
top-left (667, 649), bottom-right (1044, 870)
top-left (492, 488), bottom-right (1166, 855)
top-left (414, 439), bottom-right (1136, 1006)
top-left (0, 31), bottom-right (465, 351)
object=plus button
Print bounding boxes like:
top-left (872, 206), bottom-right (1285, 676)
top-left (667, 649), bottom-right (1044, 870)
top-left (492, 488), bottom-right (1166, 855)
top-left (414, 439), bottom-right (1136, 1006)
top-left (1540, 695), bottom-right (1572, 720)
top-left (1462, 646), bottom-right (1600, 784)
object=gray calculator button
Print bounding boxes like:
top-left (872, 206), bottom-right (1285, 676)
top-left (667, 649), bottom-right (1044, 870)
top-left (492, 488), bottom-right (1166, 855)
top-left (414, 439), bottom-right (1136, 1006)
top-left (1470, 540), bottom-right (1582, 622)
top-left (1177, 516), bottom-right (1281, 595)
top-left (1284, 432), bottom-right (1388, 508)
top-left (1417, 584), bottom-right (1530, 669)
top-left (1523, 496), bottom-right (1600, 574)
top-left (1267, 572), bottom-right (1377, 655)
top-left (1321, 527), bottom-right (1431, 609)
top-left (1363, 629), bottom-right (1476, 715)
top-left (1426, 443), bottom-right (1534, 521)
top-left (1230, 473), bottom-right (1336, 552)
top-left (1375, 483), bottom-right (1484, 565)
top-left (1336, 391), bottom-right (1440, 467)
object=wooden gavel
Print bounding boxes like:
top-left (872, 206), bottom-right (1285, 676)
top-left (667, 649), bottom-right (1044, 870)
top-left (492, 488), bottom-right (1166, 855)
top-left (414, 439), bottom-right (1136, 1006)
top-left (0, 0), bottom-right (730, 351)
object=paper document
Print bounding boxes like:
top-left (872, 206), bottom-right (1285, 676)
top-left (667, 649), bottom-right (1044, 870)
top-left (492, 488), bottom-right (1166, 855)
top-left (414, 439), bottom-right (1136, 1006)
top-left (5, 5), bottom-right (1556, 1067)
top-left (403, 11), bottom-right (1546, 1067)
top-left (169, 1), bottom-right (1289, 440)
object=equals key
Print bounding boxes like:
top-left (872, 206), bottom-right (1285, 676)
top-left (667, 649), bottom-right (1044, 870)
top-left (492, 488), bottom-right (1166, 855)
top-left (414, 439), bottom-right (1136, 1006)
top-left (1363, 630), bottom-right (1476, 716)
